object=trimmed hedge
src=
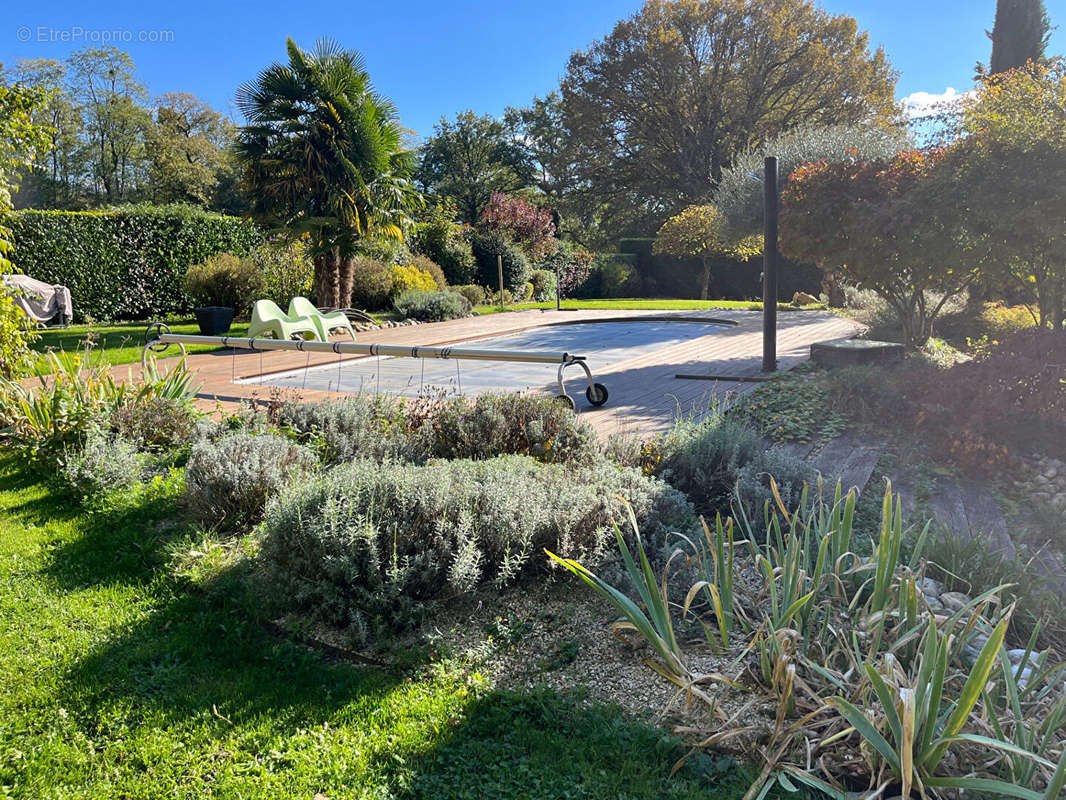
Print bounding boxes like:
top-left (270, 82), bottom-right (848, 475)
top-left (617, 237), bottom-right (821, 300)
top-left (10, 205), bottom-right (262, 321)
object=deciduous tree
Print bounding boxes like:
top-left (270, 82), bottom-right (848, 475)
top-left (559, 0), bottom-right (900, 241)
top-left (479, 192), bottom-right (557, 262)
top-left (415, 111), bottom-right (531, 224)
top-left (654, 205), bottom-right (758, 299)
top-left (146, 92), bottom-right (232, 206)
top-left (951, 61), bottom-right (1066, 329)
top-left (781, 151), bottom-right (976, 349)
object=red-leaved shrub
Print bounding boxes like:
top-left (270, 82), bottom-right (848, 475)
top-left (904, 329), bottom-right (1066, 473)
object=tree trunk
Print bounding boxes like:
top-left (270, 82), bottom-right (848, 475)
top-left (313, 249), bottom-right (340, 309)
top-left (699, 258), bottom-right (710, 301)
top-left (821, 267), bottom-right (846, 307)
top-left (338, 256), bottom-right (355, 310)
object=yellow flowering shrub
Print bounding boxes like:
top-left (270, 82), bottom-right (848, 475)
top-left (388, 264), bottom-right (436, 298)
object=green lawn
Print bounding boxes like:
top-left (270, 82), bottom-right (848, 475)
top-left (474, 298), bottom-right (824, 314)
top-left (30, 320), bottom-right (252, 373)
top-left (0, 456), bottom-right (764, 799)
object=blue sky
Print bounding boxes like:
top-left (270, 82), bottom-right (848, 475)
top-left (6, 0), bottom-right (1066, 139)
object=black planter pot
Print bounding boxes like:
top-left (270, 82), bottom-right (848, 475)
top-left (193, 306), bottom-right (234, 336)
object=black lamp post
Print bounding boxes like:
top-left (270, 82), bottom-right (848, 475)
top-left (762, 156), bottom-right (779, 372)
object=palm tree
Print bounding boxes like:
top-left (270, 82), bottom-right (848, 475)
top-left (235, 38), bottom-right (421, 309)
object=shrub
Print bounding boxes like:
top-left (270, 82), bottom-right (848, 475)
top-left (0, 289), bottom-right (38, 378)
top-left (9, 205), bottom-right (261, 320)
top-left (655, 414), bottom-right (816, 520)
top-left (255, 240), bottom-right (314, 308)
top-left (111, 395), bottom-right (199, 452)
top-left (387, 263), bottom-right (437, 298)
top-left (58, 427), bottom-right (145, 501)
top-left (479, 192), bottom-right (558, 261)
top-left (184, 432), bottom-right (316, 531)
top-left (392, 289), bottom-right (471, 322)
top-left (353, 235), bottom-right (411, 265)
top-left (529, 269), bottom-right (557, 302)
top-left (258, 454), bottom-right (693, 638)
top-left (414, 393), bottom-right (602, 465)
top-left (450, 284), bottom-right (486, 307)
top-left (471, 229), bottom-right (532, 292)
top-left (278, 394), bottom-right (412, 464)
top-left (540, 242), bottom-right (595, 297)
top-left (594, 255), bottom-right (641, 298)
top-left (411, 213), bottom-right (476, 285)
top-left (904, 328), bottom-right (1066, 469)
top-left (183, 252), bottom-right (266, 315)
top-left (349, 257), bottom-right (393, 310)
top-left (407, 254), bottom-right (447, 289)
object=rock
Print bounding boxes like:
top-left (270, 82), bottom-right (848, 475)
top-left (793, 291), bottom-right (819, 306)
top-left (917, 577), bottom-right (945, 596)
top-left (1008, 648), bottom-right (1028, 665)
top-left (940, 592), bottom-right (971, 612)
top-left (926, 597), bottom-right (946, 613)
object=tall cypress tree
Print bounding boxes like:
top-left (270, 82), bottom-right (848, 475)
top-left (987, 0), bottom-right (1052, 74)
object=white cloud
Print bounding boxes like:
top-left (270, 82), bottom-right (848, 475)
top-left (899, 87), bottom-right (975, 119)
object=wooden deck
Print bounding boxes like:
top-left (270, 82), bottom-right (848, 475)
top-left (138, 308), bottom-right (863, 436)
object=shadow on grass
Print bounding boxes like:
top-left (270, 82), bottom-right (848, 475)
top-left (375, 687), bottom-right (757, 800)
top-left (43, 477), bottom-right (192, 590)
top-left (19, 460), bottom-right (793, 798)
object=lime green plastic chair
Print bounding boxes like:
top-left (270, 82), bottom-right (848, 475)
top-left (288, 297), bottom-right (356, 341)
top-left (246, 299), bottom-right (319, 340)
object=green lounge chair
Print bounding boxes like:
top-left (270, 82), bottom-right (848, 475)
top-left (288, 297), bottom-right (356, 341)
top-left (246, 299), bottom-right (320, 340)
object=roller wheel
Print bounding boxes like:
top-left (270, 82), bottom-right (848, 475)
top-left (143, 322), bottom-right (172, 354)
top-left (585, 383), bottom-right (609, 407)
top-left (555, 394), bottom-right (576, 410)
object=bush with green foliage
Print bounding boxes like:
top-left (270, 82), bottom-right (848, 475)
top-left (349, 257), bottom-right (393, 310)
top-left (540, 241), bottom-right (595, 297)
top-left (183, 252), bottom-right (266, 314)
top-left (414, 393), bottom-right (602, 465)
top-left (471, 229), bottom-right (532, 292)
top-left (258, 454), bottom-right (693, 638)
top-left (393, 289), bottom-right (471, 322)
top-left (411, 210), bottom-right (477, 285)
top-left (280, 392), bottom-right (602, 467)
top-left (58, 427), bottom-right (145, 501)
top-left (575, 254), bottom-right (640, 299)
top-left (184, 432), bottom-right (316, 531)
top-left (279, 394), bottom-right (413, 464)
top-left (654, 414), bottom-right (816, 520)
top-left (0, 352), bottom-right (199, 470)
top-left (450, 284), bottom-right (487, 307)
top-left (111, 394), bottom-right (199, 452)
top-left (255, 241), bottom-right (314, 308)
top-left (9, 205), bottom-right (261, 320)
top-left (0, 290), bottom-right (38, 378)
top-left (529, 269), bottom-right (557, 302)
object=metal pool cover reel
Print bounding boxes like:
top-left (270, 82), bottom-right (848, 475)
top-left (142, 322), bottom-right (609, 408)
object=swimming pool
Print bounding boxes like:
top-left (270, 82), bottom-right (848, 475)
top-left (245, 318), bottom-right (731, 400)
